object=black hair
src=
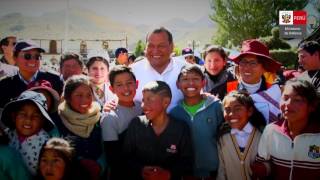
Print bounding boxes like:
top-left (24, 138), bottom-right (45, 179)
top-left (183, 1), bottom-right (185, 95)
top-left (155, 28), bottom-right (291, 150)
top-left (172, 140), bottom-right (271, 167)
top-left (86, 56), bottom-right (109, 70)
top-left (63, 75), bottom-right (92, 105)
top-left (0, 127), bottom-right (9, 145)
top-left (282, 78), bottom-right (320, 123)
top-left (142, 81), bottom-right (172, 100)
top-left (203, 45), bottom-right (227, 60)
top-left (219, 90), bottom-right (266, 138)
top-left (298, 41), bottom-right (320, 55)
top-left (128, 54), bottom-right (136, 62)
top-left (108, 65), bottom-right (136, 86)
top-left (177, 64), bottom-right (205, 81)
top-left (38, 138), bottom-right (76, 180)
top-left (60, 52), bottom-right (84, 69)
top-left (146, 27), bottom-right (173, 44)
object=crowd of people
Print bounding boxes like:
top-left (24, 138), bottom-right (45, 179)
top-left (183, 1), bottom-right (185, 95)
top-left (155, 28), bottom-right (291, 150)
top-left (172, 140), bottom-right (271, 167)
top-left (0, 26), bottom-right (319, 180)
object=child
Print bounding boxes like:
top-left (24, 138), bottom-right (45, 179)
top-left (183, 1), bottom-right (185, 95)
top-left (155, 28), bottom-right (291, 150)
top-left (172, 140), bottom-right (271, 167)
top-left (252, 79), bottom-right (320, 179)
top-left (101, 65), bottom-right (142, 180)
top-left (123, 81), bottom-right (193, 180)
top-left (0, 126), bottom-right (31, 180)
top-left (37, 137), bottom-right (90, 180)
top-left (170, 64), bottom-right (223, 179)
top-left (57, 74), bottom-right (104, 180)
top-left (0, 90), bottom-right (56, 175)
top-left (217, 91), bottom-right (266, 180)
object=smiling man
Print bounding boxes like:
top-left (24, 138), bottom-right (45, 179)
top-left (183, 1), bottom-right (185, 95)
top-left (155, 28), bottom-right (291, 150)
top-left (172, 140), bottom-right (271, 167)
top-left (0, 40), bottom-right (63, 108)
top-left (130, 27), bottom-right (185, 111)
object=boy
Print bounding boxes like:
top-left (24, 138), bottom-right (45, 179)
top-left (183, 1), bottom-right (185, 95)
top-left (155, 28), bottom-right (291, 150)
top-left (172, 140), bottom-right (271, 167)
top-left (170, 64), bottom-right (223, 179)
top-left (101, 65), bottom-right (142, 180)
top-left (123, 81), bottom-right (193, 180)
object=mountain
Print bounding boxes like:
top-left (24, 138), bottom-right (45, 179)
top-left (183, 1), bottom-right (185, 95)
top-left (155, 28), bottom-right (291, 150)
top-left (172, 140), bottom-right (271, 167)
top-left (0, 8), bottom-right (216, 51)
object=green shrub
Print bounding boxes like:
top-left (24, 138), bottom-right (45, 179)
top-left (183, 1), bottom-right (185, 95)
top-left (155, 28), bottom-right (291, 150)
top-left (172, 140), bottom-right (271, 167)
top-left (270, 49), bottom-right (297, 68)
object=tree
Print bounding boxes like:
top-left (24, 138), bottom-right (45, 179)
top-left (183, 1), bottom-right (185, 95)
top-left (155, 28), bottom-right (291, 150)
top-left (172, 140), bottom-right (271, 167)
top-left (134, 40), bottom-right (145, 57)
top-left (260, 27), bottom-right (291, 50)
top-left (210, 0), bottom-right (307, 47)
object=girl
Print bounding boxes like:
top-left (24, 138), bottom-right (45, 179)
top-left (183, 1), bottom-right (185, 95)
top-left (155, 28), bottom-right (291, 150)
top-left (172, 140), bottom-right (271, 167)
top-left (86, 55), bottom-right (116, 109)
top-left (37, 137), bottom-right (90, 180)
top-left (217, 90), bottom-right (266, 180)
top-left (0, 90), bottom-right (56, 176)
top-left (252, 79), bottom-right (320, 179)
top-left (57, 74), bottom-right (104, 180)
top-left (203, 45), bottom-right (236, 100)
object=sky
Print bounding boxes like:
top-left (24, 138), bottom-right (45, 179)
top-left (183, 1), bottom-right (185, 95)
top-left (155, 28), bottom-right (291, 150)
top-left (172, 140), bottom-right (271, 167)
top-left (0, 0), bottom-right (212, 25)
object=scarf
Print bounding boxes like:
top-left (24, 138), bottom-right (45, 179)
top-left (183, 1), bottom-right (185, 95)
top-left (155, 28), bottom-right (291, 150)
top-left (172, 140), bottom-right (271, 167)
top-left (8, 129), bottom-right (49, 175)
top-left (58, 101), bottom-right (101, 138)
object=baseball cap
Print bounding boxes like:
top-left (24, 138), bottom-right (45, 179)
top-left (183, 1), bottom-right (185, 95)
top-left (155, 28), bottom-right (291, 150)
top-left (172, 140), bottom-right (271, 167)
top-left (14, 39), bottom-right (45, 53)
top-left (115, 47), bottom-right (128, 58)
top-left (182, 48), bottom-right (194, 57)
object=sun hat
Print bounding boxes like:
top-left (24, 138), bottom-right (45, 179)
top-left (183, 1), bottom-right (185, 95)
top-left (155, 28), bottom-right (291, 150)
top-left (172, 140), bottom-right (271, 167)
top-left (230, 39), bottom-right (281, 72)
top-left (1, 90), bottom-right (55, 131)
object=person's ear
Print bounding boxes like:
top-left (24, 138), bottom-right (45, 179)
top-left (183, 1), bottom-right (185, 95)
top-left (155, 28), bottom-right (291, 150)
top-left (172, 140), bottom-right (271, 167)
top-left (136, 80), bottom-right (139, 90)
top-left (163, 97), bottom-right (171, 108)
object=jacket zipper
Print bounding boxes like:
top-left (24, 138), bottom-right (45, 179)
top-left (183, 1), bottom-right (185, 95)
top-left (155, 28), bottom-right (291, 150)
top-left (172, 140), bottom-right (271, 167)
top-left (289, 141), bottom-right (294, 180)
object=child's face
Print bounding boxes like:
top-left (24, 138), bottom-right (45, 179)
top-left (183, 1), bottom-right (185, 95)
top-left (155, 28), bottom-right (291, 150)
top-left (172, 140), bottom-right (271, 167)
top-left (15, 102), bottom-right (44, 137)
top-left (40, 149), bottom-right (66, 180)
top-left (204, 52), bottom-right (226, 75)
top-left (110, 72), bottom-right (137, 106)
top-left (88, 61), bottom-right (109, 85)
top-left (70, 84), bottom-right (93, 114)
top-left (142, 91), bottom-right (169, 121)
top-left (280, 85), bottom-right (311, 124)
top-left (223, 97), bottom-right (252, 130)
top-left (177, 71), bottom-right (205, 98)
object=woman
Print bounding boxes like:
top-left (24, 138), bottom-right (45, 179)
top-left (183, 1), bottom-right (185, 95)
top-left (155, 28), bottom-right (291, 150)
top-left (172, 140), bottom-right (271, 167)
top-left (86, 55), bottom-right (116, 109)
top-left (57, 75), bottom-right (105, 180)
top-left (203, 45), bottom-right (236, 100)
top-left (251, 78), bottom-right (320, 180)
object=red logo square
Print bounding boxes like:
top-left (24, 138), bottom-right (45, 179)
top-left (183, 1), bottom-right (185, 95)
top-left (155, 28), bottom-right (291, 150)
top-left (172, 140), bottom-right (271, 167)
top-left (293, 11), bottom-right (307, 25)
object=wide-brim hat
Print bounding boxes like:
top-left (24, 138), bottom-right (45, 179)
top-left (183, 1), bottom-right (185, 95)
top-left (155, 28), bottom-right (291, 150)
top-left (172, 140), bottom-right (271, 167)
top-left (230, 39), bottom-right (281, 72)
top-left (28, 80), bottom-right (60, 113)
top-left (1, 90), bottom-right (55, 131)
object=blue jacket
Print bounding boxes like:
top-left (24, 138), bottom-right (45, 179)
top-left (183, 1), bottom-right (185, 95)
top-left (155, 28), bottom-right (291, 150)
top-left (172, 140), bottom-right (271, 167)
top-left (170, 96), bottom-right (223, 177)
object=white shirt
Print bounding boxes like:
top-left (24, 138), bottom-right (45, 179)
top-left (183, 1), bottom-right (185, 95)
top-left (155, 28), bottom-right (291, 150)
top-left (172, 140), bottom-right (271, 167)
top-left (130, 57), bottom-right (185, 111)
top-left (241, 79), bottom-right (262, 94)
top-left (231, 122), bottom-right (253, 148)
top-left (0, 62), bottom-right (18, 80)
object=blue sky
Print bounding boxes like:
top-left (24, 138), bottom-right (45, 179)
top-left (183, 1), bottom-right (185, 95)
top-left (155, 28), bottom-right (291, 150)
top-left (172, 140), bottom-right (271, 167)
top-left (0, 0), bottom-right (212, 25)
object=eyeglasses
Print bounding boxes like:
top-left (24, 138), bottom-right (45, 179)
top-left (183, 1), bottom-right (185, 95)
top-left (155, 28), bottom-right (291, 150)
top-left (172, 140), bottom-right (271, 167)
top-left (239, 59), bottom-right (260, 68)
top-left (19, 53), bottom-right (42, 61)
